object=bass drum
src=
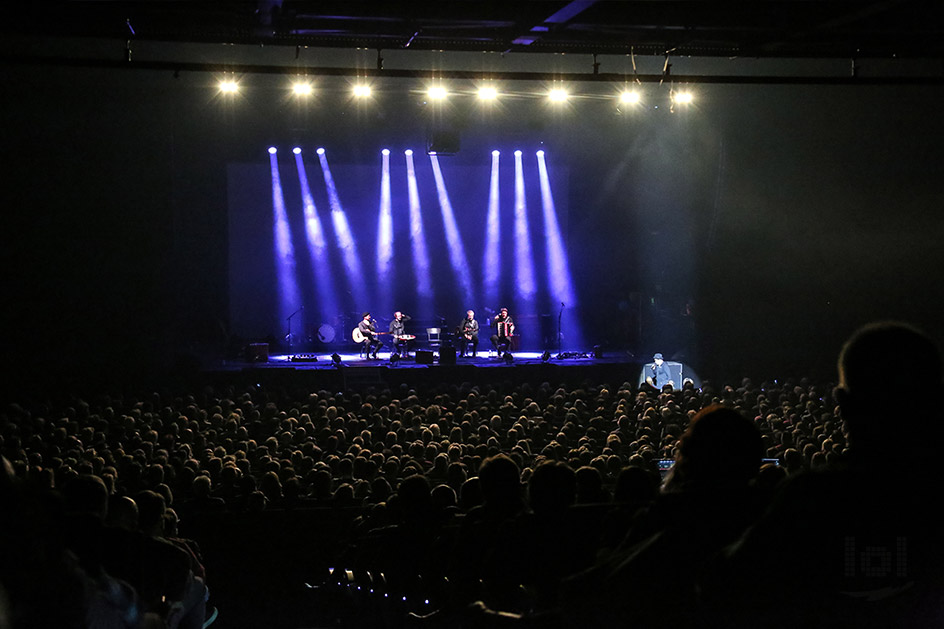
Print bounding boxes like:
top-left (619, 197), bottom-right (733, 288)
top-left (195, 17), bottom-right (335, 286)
top-left (317, 323), bottom-right (336, 344)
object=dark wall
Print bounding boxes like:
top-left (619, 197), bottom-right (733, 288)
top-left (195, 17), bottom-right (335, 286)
top-left (2, 62), bottom-right (942, 388)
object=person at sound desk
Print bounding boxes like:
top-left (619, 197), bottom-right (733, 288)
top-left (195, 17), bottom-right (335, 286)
top-left (647, 353), bottom-right (674, 389)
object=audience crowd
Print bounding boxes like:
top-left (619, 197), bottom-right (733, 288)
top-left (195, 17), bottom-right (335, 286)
top-left (2, 321), bottom-right (941, 628)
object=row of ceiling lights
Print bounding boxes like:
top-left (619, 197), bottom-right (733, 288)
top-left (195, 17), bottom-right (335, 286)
top-left (218, 79), bottom-right (695, 105)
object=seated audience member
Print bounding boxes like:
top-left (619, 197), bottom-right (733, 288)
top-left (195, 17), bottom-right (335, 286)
top-left (560, 404), bottom-right (765, 627)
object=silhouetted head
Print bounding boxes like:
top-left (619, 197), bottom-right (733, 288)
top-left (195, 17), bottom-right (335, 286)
top-left (836, 321), bottom-right (943, 463)
top-left (664, 404), bottom-right (762, 491)
top-left (529, 460), bottom-right (576, 514)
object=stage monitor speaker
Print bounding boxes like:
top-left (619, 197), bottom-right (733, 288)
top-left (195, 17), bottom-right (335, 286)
top-left (439, 346), bottom-right (456, 365)
top-left (416, 350), bottom-right (434, 365)
top-left (247, 343), bottom-right (269, 362)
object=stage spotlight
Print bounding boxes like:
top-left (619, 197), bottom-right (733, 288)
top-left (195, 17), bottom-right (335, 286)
top-left (292, 147), bottom-right (301, 155)
top-left (548, 88), bottom-right (569, 102)
top-left (316, 147), bottom-right (325, 155)
top-left (331, 353), bottom-right (342, 368)
top-left (492, 150), bottom-right (500, 157)
top-left (541, 350), bottom-right (551, 363)
top-left (673, 91), bottom-right (694, 105)
top-left (268, 147), bottom-right (277, 155)
top-left (503, 352), bottom-right (514, 364)
top-left (382, 149), bottom-right (390, 156)
top-left (292, 82), bottom-right (313, 96)
top-left (536, 150), bottom-right (545, 157)
top-left (514, 150), bottom-right (522, 157)
top-left (478, 86), bottom-right (498, 101)
top-left (219, 80), bottom-right (239, 94)
top-left (427, 86), bottom-right (448, 100)
top-left (620, 90), bottom-right (641, 104)
top-left (353, 84), bottom-right (372, 98)
top-left (405, 149), bottom-right (413, 156)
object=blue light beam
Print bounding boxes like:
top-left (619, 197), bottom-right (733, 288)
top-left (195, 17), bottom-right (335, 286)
top-left (513, 150), bottom-right (537, 306)
top-left (429, 154), bottom-right (476, 305)
top-left (317, 150), bottom-right (369, 307)
top-left (294, 151), bottom-right (339, 323)
top-left (537, 151), bottom-right (583, 349)
top-left (482, 150), bottom-right (501, 307)
top-left (268, 150), bottom-right (302, 334)
top-left (405, 150), bottom-right (434, 316)
top-left (376, 150), bottom-right (394, 311)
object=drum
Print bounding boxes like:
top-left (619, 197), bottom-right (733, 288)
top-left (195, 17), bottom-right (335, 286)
top-left (317, 323), bottom-right (335, 343)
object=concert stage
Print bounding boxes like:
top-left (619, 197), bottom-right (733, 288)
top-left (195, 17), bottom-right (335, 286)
top-left (204, 349), bottom-right (652, 391)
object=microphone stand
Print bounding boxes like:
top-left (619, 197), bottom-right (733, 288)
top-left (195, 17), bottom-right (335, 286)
top-left (558, 302), bottom-right (564, 355)
top-left (286, 307), bottom-right (304, 356)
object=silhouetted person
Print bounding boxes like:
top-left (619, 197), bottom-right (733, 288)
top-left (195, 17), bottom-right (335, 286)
top-left (714, 321), bottom-right (944, 628)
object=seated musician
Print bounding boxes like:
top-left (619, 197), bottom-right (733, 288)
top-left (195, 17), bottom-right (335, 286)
top-left (457, 309), bottom-right (479, 357)
top-left (358, 312), bottom-right (383, 359)
top-left (388, 311), bottom-right (413, 356)
top-left (490, 307), bottom-right (515, 354)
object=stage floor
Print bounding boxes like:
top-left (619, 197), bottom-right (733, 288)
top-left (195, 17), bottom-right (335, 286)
top-left (228, 349), bottom-right (622, 370)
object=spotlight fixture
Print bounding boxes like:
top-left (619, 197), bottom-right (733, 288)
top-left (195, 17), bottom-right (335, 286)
top-left (620, 90), bottom-right (641, 104)
top-left (316, 147), bottom-right (325, 155)
top-left (352, 84), bottom-right (372, 98)
top-left (219, 80), bottom-right (239, 94)
top-left (548, 88), bottom-right (569, 102)
top-left (267, 147), bottom-right (277, 155)
top-left (541, 350), bottom-right (551, 363)
top-left (477, 86), bottom-right (498, 101)
top-left (514, 150), bottom-right (523, 157)
top-left (381, 149), bottom-right (390, 156)
top-left (331, 353), bottom-right (342, 368)
top-left (672, 91), bottom-right (694, 105)
top-left (405, 149), bottom-right (413, 156)
top-left (292, 147), bottom-right (301, 155)
top-left (427, 86), bottom-right (448, 100)
top-left (389, 352), bottom-right (401, 366)
top-left (492, 150), bottom-right (500, 157)
top-left (536, 150), bottom-right (545, 157)
top-left (292, 82), bottom-right (313, 96)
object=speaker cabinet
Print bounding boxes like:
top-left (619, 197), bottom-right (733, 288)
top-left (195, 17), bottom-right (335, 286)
top-left (416, 350), bottom-right (434, 365)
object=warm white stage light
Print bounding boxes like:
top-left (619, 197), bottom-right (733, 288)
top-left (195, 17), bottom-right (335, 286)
top-left (620, 91), bottom-right (641, 104)
top-left (353, 84), bottom-right (372, 98)
top-left (292, 82), bottom-right (313, 96)
top-left (427, 86), bottom-right (448, 100)
top-left (477, 86), bottom-right (498, 101)
top-left (219, 80), bottom-right (239, 94)
top-left (673, 91), bottom-right (694, 104)
top-left (548, 88), bottom-right (569, 102)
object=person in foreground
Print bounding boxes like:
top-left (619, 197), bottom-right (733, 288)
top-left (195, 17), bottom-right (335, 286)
top-left (708, 321), bottom-right (944, 628)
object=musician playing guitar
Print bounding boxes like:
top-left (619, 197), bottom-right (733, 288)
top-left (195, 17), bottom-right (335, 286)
top-left (457, 309), bottom-right (479, 357)
top-left (490, 307), bottom-right (516, 355)
top-left (388, 311), bottom-right (414, 356)
top-left (354, 312), bottom-right (384, 359)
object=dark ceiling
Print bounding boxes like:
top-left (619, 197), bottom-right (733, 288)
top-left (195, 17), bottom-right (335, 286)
top-left (6, 1), bottom-right (944, 60)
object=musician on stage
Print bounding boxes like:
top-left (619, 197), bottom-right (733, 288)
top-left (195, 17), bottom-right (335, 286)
top-left (388, 311), bottom-right (412, 356)
top-left (358, 312), bottom-right (383, 359)
top-left (490, 307), bottom-right (516, 355)
top-left (457, 309), bottom-right (479, 357)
